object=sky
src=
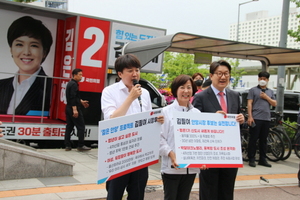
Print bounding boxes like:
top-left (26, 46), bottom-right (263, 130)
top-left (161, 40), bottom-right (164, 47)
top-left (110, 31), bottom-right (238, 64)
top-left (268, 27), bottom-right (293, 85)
top-left (68, 0), bottom-right (297, 40)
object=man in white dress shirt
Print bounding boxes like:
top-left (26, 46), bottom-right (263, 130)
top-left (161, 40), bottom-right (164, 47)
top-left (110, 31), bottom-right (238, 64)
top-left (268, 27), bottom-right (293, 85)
top-left (101, 54), bottom-right (163, 200)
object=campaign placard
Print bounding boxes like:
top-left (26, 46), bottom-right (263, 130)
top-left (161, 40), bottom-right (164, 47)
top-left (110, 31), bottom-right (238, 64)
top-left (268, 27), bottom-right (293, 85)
top-left (97, 109), bottom-right (162, 184)
top-left (173, 112), bottom-right (243, 168)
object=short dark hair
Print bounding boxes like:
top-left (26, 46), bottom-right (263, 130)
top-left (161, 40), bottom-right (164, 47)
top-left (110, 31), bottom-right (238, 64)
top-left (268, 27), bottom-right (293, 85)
top-left (202, 78), bottom-right (212, 88)
top-left (7, 16), bottom-right (53, 63)
top-left (72, 68), bottom-right (82, 76)
top-left (210, 60), bottom-right (231, 74)
top-left (115, 54), bottom-right (141, 73)
top-left (258, 71), bottom-right (270, 79)
top-left (192, 72), bottom-right (204, 80)
top-left (171, 74), bottom-right (197, 98)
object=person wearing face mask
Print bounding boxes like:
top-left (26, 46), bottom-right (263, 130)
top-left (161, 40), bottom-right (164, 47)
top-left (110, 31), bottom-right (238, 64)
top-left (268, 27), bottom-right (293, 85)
top-left (190, 72), bottom-right (204, 103)
top-left (247, 71), bottom-right (277, 168)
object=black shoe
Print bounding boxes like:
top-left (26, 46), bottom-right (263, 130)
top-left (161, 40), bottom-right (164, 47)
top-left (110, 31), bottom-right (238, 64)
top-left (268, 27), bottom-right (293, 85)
top-left (258, 160), bottom-right (272, 167)
top-left (249, 160), bottom-right (256, 167)
top-left (77, 145), bottom-right (91, 151)
top-left (65, 146), bottom-right (72, 151)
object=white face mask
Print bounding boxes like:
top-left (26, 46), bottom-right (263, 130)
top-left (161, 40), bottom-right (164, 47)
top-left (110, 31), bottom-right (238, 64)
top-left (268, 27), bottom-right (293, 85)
top-left (259, 80), bottom-right (267, 86)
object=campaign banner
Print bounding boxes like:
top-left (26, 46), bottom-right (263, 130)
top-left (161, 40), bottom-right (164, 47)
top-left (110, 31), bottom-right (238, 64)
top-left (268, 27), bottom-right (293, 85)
top-left (0, 123), bottom-right (98, 141)
top-left (0, 9), bottom-right (57, 116)
top-left (57, 16), bottom-right (77, 121)
top-left (97, 109), bottom-right (162, 184)
top-left (108, 22), bottom-right (165, 73)
top-left (173, 112), bottom-right (243, 168)
top-left (76, 16), bottom-right (110, 93)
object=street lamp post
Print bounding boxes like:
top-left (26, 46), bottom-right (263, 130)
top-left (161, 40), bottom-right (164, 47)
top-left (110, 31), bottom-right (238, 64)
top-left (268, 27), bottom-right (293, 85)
top-left (236, 0), bottom-right (259, 41)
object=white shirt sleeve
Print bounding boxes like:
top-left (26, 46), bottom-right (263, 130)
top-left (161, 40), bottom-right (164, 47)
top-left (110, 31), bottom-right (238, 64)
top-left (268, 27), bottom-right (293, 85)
top-left (101, 86), bottom-right (117, 120)
top-left (159, 108), bottom-right (172, 157)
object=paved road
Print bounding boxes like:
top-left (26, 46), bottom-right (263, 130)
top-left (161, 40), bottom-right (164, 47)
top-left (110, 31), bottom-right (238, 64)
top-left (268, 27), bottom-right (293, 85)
top-left (0, 149), bottom-right (299, 199)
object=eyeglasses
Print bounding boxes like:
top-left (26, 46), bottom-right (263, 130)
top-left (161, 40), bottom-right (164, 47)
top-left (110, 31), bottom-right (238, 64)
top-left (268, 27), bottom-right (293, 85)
top-left (214, 72), bottom-right (230, 77)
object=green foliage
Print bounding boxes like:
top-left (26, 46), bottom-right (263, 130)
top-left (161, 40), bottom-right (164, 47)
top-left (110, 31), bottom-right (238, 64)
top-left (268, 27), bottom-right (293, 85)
top-left (283, 118), bottom-right (298, 139)
top-left (288, 0), bottom-right (300, 42)
top-left (162, 52), bottom-right (209, 87)
top-left (140, 73), bottom-right (162, 88)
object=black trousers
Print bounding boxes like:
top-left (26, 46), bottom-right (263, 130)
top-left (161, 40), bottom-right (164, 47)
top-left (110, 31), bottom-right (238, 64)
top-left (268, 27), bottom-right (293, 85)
top-left (64, 105), bottom-right (85, 147)
top-left (248, 119), bottom-right (270, 161)
top-left (199, 168), bottom-right (238, 200)
top-left (106, 167), bottom-right (148, 200)
top-left (161, 173), bottom-right (196, 200)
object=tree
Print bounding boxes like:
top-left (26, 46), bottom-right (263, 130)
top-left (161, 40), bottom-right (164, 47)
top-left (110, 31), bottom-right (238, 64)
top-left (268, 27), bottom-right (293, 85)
top-left (227, 58), bottom-right (247, 89)
top-left (162, 52), bottom-right (209, 86)
top-left (288, 0), bottom-right (300, 41)
top-left (140, 72), bottom-right (162, 88)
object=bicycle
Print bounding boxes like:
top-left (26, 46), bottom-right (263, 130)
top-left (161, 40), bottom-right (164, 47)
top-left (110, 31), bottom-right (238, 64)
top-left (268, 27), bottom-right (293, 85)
top-left (240, 108), bottom-right (285, 162)
top-left (270, 112), bottom-right (300, 159)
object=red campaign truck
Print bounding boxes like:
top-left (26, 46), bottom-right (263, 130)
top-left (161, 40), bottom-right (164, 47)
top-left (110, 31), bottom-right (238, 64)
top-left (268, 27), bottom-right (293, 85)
top-left (0, 0), bottom-right (166, 147)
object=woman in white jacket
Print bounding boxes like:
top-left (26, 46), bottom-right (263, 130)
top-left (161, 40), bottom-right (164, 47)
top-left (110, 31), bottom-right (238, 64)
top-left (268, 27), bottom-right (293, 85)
top-left (160, 74), bottom-right (206, 200)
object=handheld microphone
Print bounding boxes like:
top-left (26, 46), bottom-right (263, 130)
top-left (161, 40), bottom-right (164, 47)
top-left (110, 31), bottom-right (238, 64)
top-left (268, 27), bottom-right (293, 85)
top-left (132, 79), bottom-right (142, 111)
top-left (261, 89), bottom-right (266, 92)
top-left (260, 176), bottom-right (269, 183)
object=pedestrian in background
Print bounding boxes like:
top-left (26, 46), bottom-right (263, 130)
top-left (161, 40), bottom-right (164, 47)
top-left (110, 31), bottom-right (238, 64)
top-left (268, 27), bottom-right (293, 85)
top-left (201, 78), bottom-right (212, 90)
top-left (160, 74), bottom-right (206, 200)
top-left (190, 72), bottom-right (204, 103)
top-left (101, 54), bottom-right (164, 200)
top-left (247, 71), bottom-right (276, 168)
top-left (64, 68), bottom-right (91, 151)
top-left (192, 60), bottom-right (244, 200)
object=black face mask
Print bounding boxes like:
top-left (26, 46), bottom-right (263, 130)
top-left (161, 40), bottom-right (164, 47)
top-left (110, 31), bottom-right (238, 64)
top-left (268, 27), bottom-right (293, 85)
top-left (195, 80), bottom-right (203, 86)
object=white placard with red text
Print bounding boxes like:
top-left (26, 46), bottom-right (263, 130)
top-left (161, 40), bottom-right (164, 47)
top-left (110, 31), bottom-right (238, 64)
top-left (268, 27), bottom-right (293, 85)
top-left (97, 109), bottom-right (162, 184)
top-left (173, 112), bottom-right (243, 168)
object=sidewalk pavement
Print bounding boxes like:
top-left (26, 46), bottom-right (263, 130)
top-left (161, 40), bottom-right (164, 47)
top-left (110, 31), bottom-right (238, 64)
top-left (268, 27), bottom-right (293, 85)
top-left (0, 148), bottom-right (299, 200)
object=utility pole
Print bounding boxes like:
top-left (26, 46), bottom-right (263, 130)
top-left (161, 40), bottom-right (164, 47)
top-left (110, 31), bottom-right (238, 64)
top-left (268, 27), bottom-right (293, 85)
top-left (276, 0), bottom-right (290, 115)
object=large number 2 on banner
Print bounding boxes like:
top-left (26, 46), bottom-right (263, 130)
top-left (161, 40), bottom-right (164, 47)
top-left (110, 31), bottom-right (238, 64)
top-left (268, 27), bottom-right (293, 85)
top-left (81, 27), bottom-right (104, 68)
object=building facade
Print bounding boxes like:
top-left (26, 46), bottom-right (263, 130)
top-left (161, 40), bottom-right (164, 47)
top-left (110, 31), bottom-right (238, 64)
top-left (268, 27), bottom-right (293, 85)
top-left (229, 8), bottom-right (300, 49)
top-left (8, 0), bottom-right (68, 10)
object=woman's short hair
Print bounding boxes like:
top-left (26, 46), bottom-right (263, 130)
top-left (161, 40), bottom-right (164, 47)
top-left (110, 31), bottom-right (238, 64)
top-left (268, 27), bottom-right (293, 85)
top-left (171, 74), bottom-right (197, 98)
top-left (192, 72), bottom-right (204, 80)
top-left (209, 60), bottom-right (232, 74)
top-left (115, 54), bottom-right (141, 73)
top-left (7, 16), bottom-right (53, 63)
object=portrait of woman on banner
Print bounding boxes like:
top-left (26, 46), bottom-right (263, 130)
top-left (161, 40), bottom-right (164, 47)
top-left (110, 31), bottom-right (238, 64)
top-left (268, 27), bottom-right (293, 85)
top-left (0, 16), bottom-right (54, 116)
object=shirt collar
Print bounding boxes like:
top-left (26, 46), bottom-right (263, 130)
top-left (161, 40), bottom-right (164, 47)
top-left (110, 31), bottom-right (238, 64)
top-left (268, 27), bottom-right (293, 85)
top-left (117, 80), bottom-right (128, 91)
top-left (172, 98), bottom-right (193, 112)
top-left (12, 67), bottom-right (41, 88)
top-left (257, 85), bottom-right (269, 90)
top-left (211, 84), bottom-right (226, 96)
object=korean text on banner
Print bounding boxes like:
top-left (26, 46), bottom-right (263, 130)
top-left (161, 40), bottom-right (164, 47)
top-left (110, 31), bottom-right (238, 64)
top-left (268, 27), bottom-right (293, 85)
top-left (97, 109), bottom-right (162, 184)
top-left (173, 112), bottom-right (243, 168)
